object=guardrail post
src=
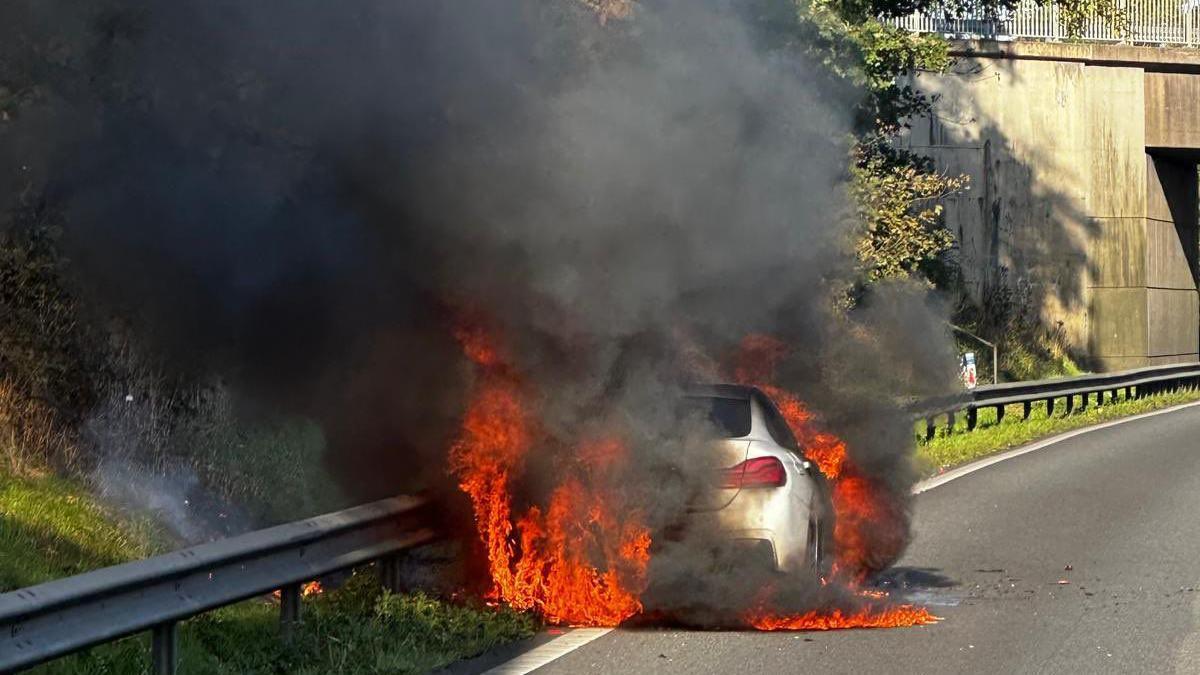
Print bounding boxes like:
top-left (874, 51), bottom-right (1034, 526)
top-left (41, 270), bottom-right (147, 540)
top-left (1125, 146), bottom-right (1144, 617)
top-left (1079, 392), bottom-right (1088, 411)
top-left (945, 409), bottom-right (956, 434)
top-left (966, 407), bottom-right (978, 431)
top-left (151, 622), bottom-right (177, 675)
top-left (280, 583), bottom-right (302, 640)
top-left (924, 416), bottom-right (935, 441)
top-left (1046, 397), bottom-right (1055, 417)
top-left (1022, 401), bottom-right (1032, 420)
top-left (378, 554), bottom-right (404, 593)
top-left (995, 404), bottom-right (1005, 424)
top-left (1065, 394), bottom-right (1075, 415)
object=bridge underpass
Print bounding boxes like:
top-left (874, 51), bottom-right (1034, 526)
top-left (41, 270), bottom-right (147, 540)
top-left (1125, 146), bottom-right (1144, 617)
top-left (903, 42), bottom-right (1200, 371)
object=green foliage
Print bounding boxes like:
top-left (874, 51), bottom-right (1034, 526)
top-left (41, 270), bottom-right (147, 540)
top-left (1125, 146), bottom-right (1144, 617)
top-left (32, 571), bottom-right (538, 675)
top-left (0, 198), bottom-right (99, 422)
top-left (996, 331), bottom-right (1082, 382)
top-left (953, 272), bottom-right (1083, 382)
top-left (1030, 0), bottom-right (1129, 37)
top-left (184, 415), bottom-right (344, 525)
top-left (0, 462), bottom-right (535, 674)
top-left (755, 0), bottom-right (966, 296)
top-left (916, 388), bottom-right (1200, 474)
top-left (850, 150), bottom-right (966, 283)
top-left (0, 467), bottom-right (164, 592)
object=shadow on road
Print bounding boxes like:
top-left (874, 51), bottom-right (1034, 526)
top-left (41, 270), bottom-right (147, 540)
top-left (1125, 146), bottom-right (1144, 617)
top-left (874, 566), bottom-right (959, 590)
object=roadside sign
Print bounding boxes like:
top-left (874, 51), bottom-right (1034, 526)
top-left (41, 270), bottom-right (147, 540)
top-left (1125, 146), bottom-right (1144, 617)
top-left (961, 352), bottom-right (978, 390)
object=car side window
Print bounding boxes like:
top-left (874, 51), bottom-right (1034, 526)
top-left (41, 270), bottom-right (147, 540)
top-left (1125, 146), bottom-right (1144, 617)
top-left (757, 395), bottom-right (798, 450)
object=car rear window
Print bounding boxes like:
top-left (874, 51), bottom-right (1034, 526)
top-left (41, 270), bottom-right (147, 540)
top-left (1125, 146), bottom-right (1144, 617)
top-left (681, 396), bottom-right (752, 438)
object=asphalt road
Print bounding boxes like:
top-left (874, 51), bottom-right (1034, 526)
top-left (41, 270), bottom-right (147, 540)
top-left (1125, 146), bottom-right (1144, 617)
top-left (531, 404), bottom-right (1200, 674)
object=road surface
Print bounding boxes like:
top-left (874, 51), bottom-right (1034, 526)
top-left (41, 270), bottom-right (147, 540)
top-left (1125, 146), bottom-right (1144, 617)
top-left (519, 404), bottom-right (1200, 673)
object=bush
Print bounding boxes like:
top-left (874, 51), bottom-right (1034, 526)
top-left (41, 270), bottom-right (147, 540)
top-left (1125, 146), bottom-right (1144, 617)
top-left (952, 270), bottom-right (1083, 383)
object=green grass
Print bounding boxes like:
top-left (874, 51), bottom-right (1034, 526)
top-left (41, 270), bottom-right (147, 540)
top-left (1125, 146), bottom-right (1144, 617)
top-left (0, 466), bottom-right (537, 674)
top-left (33, 573), bottom-right (537, 675)
top-left (0, 469), bottom-right (166, 591)
top-left (916, 388), bottom-right (1200, 474)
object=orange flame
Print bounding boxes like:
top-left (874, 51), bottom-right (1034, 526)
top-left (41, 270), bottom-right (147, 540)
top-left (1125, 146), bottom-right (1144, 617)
top-left (271, 580), bottom-right (323, 600)
top-left (448, 319), bottom-right (651, 626)
top-left (450, 323), bottom-right (931, 632)
top-left (732, 334), bottom-right (907, 581)
top-left (748, 603), bottom-right (939, 630)
top-left (731, 334), bottom-right (934, 630)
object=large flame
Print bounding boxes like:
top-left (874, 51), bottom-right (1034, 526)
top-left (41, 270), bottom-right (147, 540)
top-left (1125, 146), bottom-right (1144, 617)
top-left (732, 334), bottom-right (937, 629)
top-left (448, 319), bottom-right (651, 626)
top-left (449, 321), bottom-right (933, 631)
top-left (732, 334), bottom-right (907, 580)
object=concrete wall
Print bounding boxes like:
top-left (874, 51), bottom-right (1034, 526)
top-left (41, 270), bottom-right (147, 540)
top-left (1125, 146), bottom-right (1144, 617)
top-left (1094, 156), bottom-right (1200, 369)
top-left (1146, 73), bottom-right (1200, 150)
top-left (903, 42), bottom-right (1200, 371)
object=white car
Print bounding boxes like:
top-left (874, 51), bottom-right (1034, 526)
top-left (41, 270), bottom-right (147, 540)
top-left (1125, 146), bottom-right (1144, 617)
top-left (678, 384), bottom-right (833, 575)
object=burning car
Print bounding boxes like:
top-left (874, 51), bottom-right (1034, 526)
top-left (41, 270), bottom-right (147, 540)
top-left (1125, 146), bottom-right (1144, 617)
top-left (677, 384), bottom-right (834, 576)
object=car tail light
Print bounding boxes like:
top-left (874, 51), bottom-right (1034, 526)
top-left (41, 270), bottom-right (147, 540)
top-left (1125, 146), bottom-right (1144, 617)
top-left (717, 456), bottom-right (787, 489)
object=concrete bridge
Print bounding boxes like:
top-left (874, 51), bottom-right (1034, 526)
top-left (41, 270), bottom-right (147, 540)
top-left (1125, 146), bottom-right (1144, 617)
top-left (902, 41), bottom-right (1200, 370)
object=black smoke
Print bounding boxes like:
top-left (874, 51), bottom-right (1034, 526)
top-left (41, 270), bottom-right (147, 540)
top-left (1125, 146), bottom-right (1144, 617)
top-left (2, 0), bottom-right (957, 608)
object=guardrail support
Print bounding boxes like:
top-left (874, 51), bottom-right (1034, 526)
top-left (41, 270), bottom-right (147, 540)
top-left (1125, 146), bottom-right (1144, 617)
top-left (909, 364), bottom-right (1200, 440)
top-left (280, 583), bottom-right (302, 639)
top-left (378, 554), bottom-right (404, 593)
top-left (151, 621), bottom-right (177, 675)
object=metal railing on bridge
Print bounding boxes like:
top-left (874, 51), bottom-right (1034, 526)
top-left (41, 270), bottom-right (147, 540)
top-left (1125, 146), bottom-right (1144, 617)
top-left (887, 0), bottom-right (1200, 46)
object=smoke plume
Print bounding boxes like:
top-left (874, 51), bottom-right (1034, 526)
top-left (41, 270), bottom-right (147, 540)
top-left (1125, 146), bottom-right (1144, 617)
top-left (2, 0), bottom-right (957, 614)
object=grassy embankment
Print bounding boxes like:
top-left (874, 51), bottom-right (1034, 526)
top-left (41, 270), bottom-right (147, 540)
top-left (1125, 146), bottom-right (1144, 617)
top-left (0, 467), bottom-right (535, 675)
top-left (915, 387), bottom-right (1200, 474)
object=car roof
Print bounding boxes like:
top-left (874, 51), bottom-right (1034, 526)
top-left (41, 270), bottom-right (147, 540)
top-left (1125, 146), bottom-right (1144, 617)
top-left (682, 383), bottom-right (766, 400)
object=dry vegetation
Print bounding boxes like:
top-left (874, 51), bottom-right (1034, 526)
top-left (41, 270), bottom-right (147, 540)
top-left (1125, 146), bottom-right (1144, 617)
top-left (0, 376), bottom-right (75, 476)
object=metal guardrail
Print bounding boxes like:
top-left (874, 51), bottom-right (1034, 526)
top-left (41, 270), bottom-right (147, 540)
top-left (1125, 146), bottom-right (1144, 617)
top-left (0, 494), bottom-right (434, 674)
top-left (911, 362), bottom-right (1200, 439)
top-left (887, 0), bottom-right (1200, 46)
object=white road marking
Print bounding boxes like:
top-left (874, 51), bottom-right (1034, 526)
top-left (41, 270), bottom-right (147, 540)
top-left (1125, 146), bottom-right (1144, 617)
top-left (482, 628), bottom-right (613, 675)
top-left (484, 398), bottom-right (1200, 673)
top-left (913, 399), bottom-right (1200, 494)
